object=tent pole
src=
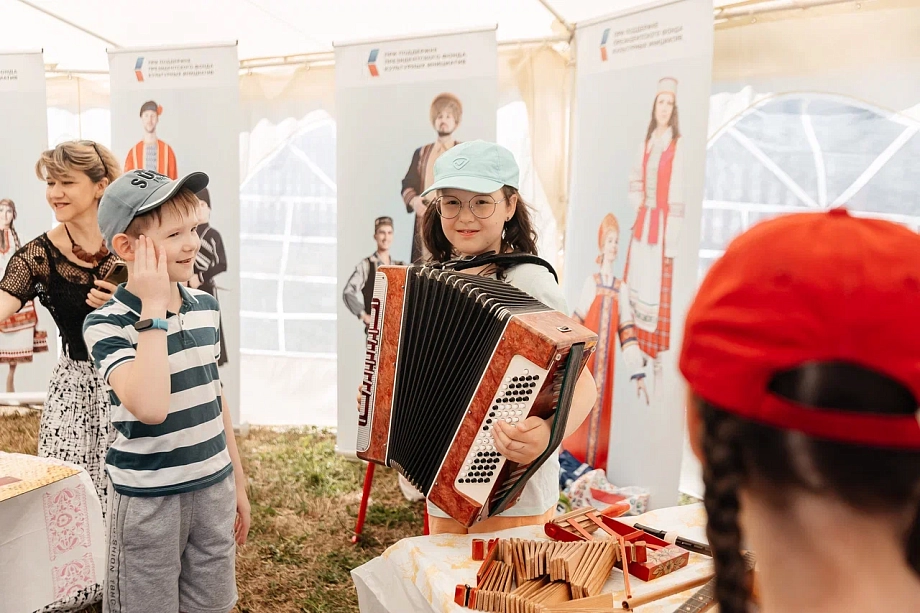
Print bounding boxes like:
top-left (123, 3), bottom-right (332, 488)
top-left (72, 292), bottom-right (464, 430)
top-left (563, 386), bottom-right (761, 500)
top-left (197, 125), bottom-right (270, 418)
top-left (717, 0), bottom-right (857, 19)
top-left (16, 0), bottom-right (122, 48)
top-left (237, 36), bottom-right (570, 71)
top-left (534, 0), bottom-right (575, 36)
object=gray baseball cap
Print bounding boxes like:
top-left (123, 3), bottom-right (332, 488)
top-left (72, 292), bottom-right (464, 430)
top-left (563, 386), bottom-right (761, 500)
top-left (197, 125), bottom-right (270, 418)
top-left (98, 169), bottom-right (209, 250)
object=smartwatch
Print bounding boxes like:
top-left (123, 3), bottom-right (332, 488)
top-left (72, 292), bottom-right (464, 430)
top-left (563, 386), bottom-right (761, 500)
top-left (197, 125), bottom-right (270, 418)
top-left (134, 318), bottom-right (169, 332)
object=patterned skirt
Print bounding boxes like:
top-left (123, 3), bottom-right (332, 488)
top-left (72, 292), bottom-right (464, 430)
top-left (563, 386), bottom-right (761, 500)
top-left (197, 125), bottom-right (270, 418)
top-left (36, 356), bottom-right (112, 612)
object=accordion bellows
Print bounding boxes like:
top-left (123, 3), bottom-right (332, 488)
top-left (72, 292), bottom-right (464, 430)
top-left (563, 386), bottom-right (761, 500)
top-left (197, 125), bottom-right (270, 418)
top-left (357, 265), bottom-right (598, 526)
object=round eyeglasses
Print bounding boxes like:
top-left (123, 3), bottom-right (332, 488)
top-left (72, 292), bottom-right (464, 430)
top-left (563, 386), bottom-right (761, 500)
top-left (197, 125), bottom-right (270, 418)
top-left (434, 195), bottom-right (506, 220)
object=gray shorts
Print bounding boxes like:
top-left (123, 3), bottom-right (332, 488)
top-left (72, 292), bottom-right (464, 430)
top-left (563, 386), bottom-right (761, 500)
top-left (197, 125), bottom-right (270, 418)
top-left (104, 473), bottom-right (238, 613)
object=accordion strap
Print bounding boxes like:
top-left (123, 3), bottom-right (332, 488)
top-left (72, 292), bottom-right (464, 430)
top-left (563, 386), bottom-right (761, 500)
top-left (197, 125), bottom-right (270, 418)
top-left (444, 252), bottom-right (559, 283)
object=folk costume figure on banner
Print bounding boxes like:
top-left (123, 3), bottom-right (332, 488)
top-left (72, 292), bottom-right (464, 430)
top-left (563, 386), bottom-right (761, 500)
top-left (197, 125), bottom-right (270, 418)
top-left (0, 198), bottom-right (48, 392)
top-left (343, 216), bottom-right (405, 334)
top-left (190, 187), bottom-right (228, 365)
top-left (624, 77), bottom-right (685, 397)
top-left (124, 100), bottom-right (178, 179)
top-left (401, 92), bottom-right (462, 263)
top-left (562, 213), bottom-right (648, 471)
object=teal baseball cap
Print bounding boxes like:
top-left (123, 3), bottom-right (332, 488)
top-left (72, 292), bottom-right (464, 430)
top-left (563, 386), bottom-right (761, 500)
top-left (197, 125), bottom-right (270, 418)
top-left (98, 169), bottom-right (209, 250)
top-left (420, 140), bottom-right (519, 197)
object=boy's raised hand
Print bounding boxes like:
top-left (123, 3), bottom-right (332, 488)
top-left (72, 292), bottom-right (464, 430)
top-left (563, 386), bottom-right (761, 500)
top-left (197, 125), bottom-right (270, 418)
top-left (133, 235), bottom-right (172, 310)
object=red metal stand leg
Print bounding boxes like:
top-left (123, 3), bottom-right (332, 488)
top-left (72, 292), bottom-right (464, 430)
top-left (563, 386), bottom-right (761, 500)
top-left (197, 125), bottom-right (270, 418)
top-left (352, 462), bottom-right (376, 543)
top-left (423, 503), bottom-right (430, 535)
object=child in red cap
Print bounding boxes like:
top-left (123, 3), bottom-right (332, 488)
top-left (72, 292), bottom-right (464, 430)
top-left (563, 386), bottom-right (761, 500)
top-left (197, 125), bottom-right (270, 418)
top-left (680, 208), bottom-right (920, 613)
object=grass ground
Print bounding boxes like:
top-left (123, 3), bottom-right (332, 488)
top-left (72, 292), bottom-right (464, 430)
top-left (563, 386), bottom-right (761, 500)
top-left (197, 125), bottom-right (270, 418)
top-left (0, 410), bottom-right (424, 613)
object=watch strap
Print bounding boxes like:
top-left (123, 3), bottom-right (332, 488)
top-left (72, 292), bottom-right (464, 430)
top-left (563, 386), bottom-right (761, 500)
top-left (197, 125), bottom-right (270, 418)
top-left (134, 318), bottom-right (169, 332)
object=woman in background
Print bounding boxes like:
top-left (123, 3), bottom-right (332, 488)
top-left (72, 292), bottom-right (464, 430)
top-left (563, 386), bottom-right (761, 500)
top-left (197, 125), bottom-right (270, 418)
top-left (0, 141), bottom-right (122, 612)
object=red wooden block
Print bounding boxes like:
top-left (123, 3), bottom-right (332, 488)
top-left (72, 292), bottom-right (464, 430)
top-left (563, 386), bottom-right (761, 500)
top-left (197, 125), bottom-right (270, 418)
top-left (454, 585), bottom-right (465, 606)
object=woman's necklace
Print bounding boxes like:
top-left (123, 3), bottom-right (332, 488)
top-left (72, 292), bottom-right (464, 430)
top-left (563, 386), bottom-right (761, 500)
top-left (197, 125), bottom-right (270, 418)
top-left (65, 224), bottom-right (108, 265)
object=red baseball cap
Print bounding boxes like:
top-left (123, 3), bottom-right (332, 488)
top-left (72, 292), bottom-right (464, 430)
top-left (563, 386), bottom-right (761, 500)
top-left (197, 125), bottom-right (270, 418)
top-left (680, 208), bottom-right (920, 449)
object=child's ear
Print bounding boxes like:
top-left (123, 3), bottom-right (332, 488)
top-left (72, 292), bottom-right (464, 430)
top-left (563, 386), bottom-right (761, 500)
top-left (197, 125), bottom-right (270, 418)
top-left (111, 234), bottom-right (136, 261)
top-left (505, 192), bottom-right (518, 221)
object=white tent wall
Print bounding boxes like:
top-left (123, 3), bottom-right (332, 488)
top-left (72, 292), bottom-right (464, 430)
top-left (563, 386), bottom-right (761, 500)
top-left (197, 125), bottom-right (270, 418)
top-left (45, 76), bottom-right (110, 146)
top-left (713, 0), bottom-right (920, 107)
top-left (499, 43), bottom-right (574, 272)
top-left (237, 64), bottom-right (337, 427)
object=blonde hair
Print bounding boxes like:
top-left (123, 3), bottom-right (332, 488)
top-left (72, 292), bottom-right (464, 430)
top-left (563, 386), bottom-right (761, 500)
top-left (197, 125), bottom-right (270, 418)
top-left (125, 188), bottom-right (200, 238)
top-left (35, 141), bottom-right (121, 186)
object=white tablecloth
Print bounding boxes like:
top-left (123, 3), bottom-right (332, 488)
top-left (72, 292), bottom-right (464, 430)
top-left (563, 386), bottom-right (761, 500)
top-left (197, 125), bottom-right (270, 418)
top-left (352, 503), bottom-right (713, 613)
top-left (0, 452), bottom-right (106, 613)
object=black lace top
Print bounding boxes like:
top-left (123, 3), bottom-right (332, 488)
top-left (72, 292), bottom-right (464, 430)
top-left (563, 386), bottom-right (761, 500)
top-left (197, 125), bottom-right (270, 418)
top-left (0, 233), bottom-right (120, 361)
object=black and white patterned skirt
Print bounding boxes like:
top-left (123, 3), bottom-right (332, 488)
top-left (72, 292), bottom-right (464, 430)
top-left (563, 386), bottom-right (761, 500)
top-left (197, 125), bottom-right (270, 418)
top-left (36, 356), bottom-right (112, 612)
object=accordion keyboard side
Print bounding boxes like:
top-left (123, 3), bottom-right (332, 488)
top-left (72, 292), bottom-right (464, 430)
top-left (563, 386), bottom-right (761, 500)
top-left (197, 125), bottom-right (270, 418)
top-left (356, 266), bottom-right (408, 465)
top-left (427, 310), bottom-right (598, 526)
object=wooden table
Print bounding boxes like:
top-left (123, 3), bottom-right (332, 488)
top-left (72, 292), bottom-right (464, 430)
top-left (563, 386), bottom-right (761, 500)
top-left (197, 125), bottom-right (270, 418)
top-left (352, 503), bottom-right (714, 613)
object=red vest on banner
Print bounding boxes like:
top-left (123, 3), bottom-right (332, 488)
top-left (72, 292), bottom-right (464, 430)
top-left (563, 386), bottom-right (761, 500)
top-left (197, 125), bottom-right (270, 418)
top-left (124, 140), bottom-right (177, 180)
top-left (633, 138), bottom-right (677, 246)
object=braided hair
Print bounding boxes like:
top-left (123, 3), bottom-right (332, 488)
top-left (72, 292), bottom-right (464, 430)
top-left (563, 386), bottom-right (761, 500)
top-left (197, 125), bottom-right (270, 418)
top-left (697, 362), bottom-right (920, 613)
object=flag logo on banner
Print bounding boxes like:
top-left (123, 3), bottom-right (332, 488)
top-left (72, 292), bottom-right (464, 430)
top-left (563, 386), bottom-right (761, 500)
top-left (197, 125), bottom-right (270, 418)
top-left (367, 49), bottom-right (380, 77)
top-left (134, 57), bottom-right (145, 82)
top-left (600, 29), bottom-right (610, 61)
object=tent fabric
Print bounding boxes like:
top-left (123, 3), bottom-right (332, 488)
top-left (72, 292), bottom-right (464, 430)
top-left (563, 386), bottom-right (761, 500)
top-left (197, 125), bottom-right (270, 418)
top-left (1, 0), bottom-right (757, 73)
top-left (0, 0), bottom-right (614, 72)
top-left (501, 45), bottom-right (572, 231)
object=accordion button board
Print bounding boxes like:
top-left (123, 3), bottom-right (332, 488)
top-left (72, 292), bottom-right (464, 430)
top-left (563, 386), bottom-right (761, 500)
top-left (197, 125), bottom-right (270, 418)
top-left (455, 355), bottom-right (549, 501)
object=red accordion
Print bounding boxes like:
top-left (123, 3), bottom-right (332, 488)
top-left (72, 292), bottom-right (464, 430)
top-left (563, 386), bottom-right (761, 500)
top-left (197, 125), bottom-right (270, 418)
top-left (356, 263), bottom-right (597, 526)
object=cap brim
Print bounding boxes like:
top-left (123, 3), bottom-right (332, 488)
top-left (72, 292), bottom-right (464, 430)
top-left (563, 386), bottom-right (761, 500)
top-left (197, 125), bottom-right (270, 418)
top-left (136, 171), bottom-right (210, 214)
top-left (420, 175), bottom-right (504, 198)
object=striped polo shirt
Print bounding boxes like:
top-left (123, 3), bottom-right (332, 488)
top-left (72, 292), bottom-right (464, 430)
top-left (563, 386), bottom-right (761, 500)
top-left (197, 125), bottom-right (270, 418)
top-left (83, 284), bottom-right (232, 497)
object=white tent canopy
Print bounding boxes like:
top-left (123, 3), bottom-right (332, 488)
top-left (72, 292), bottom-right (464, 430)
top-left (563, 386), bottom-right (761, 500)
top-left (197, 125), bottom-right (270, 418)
top-left (3, 0), bottom-right (746, 72)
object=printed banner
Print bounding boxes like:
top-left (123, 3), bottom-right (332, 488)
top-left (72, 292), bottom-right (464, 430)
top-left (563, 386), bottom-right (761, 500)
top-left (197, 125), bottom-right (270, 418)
top-left (109, 43), bottom-right (241, 424)
top-left (335, 28), bottom-right (498, 457)
top-left (0, 51), bottom-right (57, 395)
top-left (563, 0), bottom-right (713, 508)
